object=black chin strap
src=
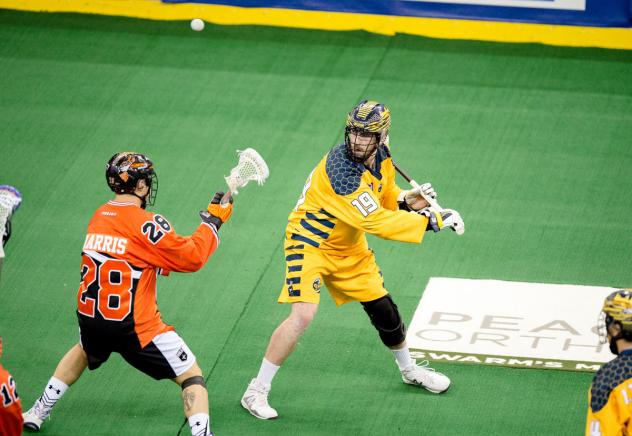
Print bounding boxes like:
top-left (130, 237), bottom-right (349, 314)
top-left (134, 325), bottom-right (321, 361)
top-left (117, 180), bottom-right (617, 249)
top-left (133, 192), bottom-right (148, 209)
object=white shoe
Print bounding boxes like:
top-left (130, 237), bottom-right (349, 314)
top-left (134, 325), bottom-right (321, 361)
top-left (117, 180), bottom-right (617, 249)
top-left (401, 360), bottom-right (451, 393)
top-left (241, 378), bottom-right (279, 420)
top-left (22, 404), bottom-right (46, 432)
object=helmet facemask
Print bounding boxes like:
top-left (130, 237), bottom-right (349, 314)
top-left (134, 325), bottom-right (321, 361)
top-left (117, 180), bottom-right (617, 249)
top-left (345, 127), bottom-right (381, 164)
top-left (598, 312), bottom-right (621, 355)
top-left (597, 311), bottom-right (608, 345)
top-left (139, 172), bottom-right (158, 209)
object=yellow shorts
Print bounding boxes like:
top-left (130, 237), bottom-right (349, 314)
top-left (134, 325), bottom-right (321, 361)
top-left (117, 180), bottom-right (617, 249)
top-left (278, 241), bottom-right (388, 306)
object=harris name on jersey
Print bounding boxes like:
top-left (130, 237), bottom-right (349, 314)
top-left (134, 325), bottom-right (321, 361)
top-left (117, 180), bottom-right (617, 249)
top-left (82, 233), bottom-right (128, 255)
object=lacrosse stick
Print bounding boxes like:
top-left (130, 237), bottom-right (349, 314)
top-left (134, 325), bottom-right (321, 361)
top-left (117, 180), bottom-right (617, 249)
top-left (0, 186), bottom-right (22, 281)
top-left (221, 148), bottom-right (270, 206)
top-left (392, 162), bottom-right (444, 212)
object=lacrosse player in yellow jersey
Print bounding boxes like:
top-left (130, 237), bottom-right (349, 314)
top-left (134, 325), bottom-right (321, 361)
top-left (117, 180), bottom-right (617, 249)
top-left (241, 100), bottom-right (464, 420)
top-left (586, 290), bottom-right (632, 436)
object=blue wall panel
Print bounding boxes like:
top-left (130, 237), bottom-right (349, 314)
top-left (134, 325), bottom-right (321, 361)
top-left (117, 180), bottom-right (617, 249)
top-left (162, 0), bottom-right (632, 27)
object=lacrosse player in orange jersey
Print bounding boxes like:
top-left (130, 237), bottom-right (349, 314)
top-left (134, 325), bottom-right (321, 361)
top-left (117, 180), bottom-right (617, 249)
top-left (241, 101), bottom-right (464, 420)
top-left (586, 290), bottom-right (632, 436)
top-left (23, 152), bottom-right (232, 436)
top-left (0, 337), bottom-right (23, 436)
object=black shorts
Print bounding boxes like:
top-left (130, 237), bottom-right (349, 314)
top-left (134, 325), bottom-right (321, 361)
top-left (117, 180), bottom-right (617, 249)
top-left (79, 328), bottom-right (196, 380)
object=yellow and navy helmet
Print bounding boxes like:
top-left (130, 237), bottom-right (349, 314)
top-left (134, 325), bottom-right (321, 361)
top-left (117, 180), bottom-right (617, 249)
top-left (599, 290), bottom-right (632, 352)
top-left (105, 152), bottom-right (158, 208)
top-left (344, 100), bottom-right (391, 161)
top-left (346, 100), bottom-right (390, 136)
top-left (603, 290), bottom-right (632, 331)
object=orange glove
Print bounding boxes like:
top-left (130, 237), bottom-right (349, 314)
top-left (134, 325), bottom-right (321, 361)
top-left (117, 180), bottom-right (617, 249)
top-left (199, 191), bottom-right (233, 229)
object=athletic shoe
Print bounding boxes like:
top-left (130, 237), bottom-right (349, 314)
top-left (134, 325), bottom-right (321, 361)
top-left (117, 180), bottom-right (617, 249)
top-left (22, 404), bottom-right (46, 432)
top-left (401, 360), bottom-right (451, 393)
top-left (241, 378), bottom-right (278, 420)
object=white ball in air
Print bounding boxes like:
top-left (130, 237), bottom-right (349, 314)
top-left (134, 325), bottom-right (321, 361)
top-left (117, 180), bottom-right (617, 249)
top-left (191, 19), bottom-right (204, 31)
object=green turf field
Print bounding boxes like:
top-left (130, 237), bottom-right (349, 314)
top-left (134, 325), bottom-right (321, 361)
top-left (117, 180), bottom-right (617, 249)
top-left (1, 9), bottom-right (632, 435)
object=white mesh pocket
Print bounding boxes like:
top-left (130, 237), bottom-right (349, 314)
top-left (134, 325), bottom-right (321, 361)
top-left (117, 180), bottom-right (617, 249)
top-left (225, 148), bottom-right (269, 194)
top-left (0, 186), bottom-right (21, 259)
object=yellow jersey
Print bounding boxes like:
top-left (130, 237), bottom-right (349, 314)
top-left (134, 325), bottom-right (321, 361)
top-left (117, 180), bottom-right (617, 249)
top-left (286, 143), bottom-right (428, 255)
top-left (586, 350), bottom-right (632, 436)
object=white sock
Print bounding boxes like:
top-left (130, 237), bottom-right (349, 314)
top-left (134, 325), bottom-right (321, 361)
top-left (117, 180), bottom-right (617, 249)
top-left (34, 377), bottom-right (69, 418)
top-left (391, 347), bottom-right (414, 370)
top-left (255, 358), bottom-right (280, 386)
top-left (188, 413), bottom-right (211, 436)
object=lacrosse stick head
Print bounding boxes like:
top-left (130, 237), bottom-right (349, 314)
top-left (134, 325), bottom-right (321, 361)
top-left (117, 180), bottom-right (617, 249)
top-left (0, 186), bottom-right (22, 257)
top-left (0, 186), bottom-right (21, 220)
top-left (224, 148), bottom-right (269, 194)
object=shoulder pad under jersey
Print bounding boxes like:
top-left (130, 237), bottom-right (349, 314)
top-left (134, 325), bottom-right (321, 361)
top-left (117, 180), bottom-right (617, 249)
top-left (591, 353), bottom-right (632, 412)
top-left (325, 144), bottom-right (364, 195)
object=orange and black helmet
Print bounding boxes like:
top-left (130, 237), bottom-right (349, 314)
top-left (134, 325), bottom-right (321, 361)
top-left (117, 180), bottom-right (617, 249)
top-left (105, 152), bottom-right (157, 208)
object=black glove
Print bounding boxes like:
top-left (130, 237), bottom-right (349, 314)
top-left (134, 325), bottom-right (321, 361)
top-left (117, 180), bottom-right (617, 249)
top-left (2, 219), bottom-right (11, 247)
top-left (398, 201), bottom-right (412, 212)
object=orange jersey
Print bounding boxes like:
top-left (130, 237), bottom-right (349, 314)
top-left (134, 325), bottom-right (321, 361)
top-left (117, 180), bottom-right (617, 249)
top-left (0, 364), bottom-right (22, 436)
top-left (77, 201), bottom-right (219, 347)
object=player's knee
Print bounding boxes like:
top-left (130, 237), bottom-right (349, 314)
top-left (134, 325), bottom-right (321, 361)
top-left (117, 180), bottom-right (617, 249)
top-left (180, 375), bottom-right (206, 391)
top-left (361, 295), bottom-right (406, 347)
top-left (176, 362), bottom-right (203, 385)
top-left (289, 302), bottom-right (317, 331)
